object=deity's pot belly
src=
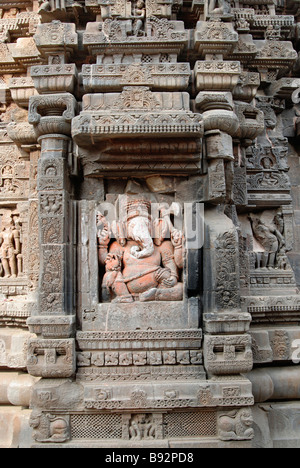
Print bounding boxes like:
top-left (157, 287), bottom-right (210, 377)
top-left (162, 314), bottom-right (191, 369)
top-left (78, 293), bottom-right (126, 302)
top-left (123, 242), bottom-right (162, 294)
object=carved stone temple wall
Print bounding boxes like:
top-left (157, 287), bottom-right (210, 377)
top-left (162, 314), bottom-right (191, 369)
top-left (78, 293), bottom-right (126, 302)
top-left (1, 0), bottom-right (300, 449)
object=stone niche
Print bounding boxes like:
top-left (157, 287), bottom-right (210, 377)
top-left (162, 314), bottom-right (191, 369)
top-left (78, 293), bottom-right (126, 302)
top-left (79, 194), bottom-right (199, 331)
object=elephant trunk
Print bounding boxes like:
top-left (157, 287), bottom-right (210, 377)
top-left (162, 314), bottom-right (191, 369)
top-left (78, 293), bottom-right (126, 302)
top-left (127, 216), bottom-right (154, 259)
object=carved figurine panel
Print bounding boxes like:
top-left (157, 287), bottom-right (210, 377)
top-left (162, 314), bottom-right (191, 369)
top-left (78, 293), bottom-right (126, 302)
top-left (0, 211), bottom-right (22, 279)
top-left (239, 209), bottom-right (292, 272)
top-left (97, 196), bottom-right (184, 303)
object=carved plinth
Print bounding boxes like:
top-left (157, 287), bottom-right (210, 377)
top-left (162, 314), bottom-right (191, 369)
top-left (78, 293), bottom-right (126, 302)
top-left (27, 315), bottom-right (76, 339)
top-left (81, 379), bottom-right (253, 409)
top-left (81, 302), bottom-right (199, 332)
top-left (30, 407), bottom-right (254, 447)
top-left (29, 375), bottom-right (254, 446)
top-left (27, 338), bottom-right (76, 378)
top-left (204, 334), bottom-right (253, 376)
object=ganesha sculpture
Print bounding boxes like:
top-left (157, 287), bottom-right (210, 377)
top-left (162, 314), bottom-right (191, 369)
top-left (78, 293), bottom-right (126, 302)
top-left (97, 198), bottom-right (184, 303)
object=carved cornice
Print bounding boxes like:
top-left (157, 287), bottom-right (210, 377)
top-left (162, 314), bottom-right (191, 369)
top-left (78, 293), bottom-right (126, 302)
top-left (81, 62), bottom-right (191, 92)
top-left (72, 87), bottom-right (203, 145)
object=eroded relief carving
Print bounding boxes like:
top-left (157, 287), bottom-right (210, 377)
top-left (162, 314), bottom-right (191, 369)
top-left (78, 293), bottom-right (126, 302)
top-left (218, 409), bottom-right (254, 441)
top-left (129, 414), bottom-right (156, 440)
top-left (249, 212), bottom-right (290, 270)
top-left (30, 412), bottom-right (70, 443)
top-left (0, 213), bottom-right (22, 278)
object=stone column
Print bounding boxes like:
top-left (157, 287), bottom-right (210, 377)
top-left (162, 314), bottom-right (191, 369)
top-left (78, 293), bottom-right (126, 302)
top-left (193, 19), bottom-right (256, 383)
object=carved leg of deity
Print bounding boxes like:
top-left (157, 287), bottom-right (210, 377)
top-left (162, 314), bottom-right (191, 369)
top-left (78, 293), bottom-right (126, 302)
top-left (255, 252), bottom-right (261, 268)
top-left (133, 19), bottom-right (144, 37)
top-left (261, 252), bottom-right (269, 269)
top-left (112, 273), bottom-right (134, 303)
top-left (102, 271), bottom-right (134, 303)
top-left (140, 282), bottom-right (183, 302)
top-left (9, 256), bottom-right (17, 278)
top-left (267, 252), bottom-right (276, 269)
top-left (145, 423), bottom-right (155, 439)
top-left (129, 422), bottom-right (141, 440)
top-left (2, 258), bottom-right (11, 278)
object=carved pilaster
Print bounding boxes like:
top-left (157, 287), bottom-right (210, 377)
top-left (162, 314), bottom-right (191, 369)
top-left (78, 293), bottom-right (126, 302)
top-left (27, 92), bottom-right (77, 377)
top-left (36, 134), bottom-right (75, 320)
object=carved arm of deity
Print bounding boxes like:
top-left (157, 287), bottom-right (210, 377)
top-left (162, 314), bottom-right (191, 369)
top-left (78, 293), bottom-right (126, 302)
top-left (97, 213), bottom-right (111, 265)
top-left (102, 241), bottom-right (134, 303)
top-left (12, 227), bottom-right (21, 256)
top-left (158, 240), bottom-right (179, 288)
top-left (171, 229), bottom-right (184, 270)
